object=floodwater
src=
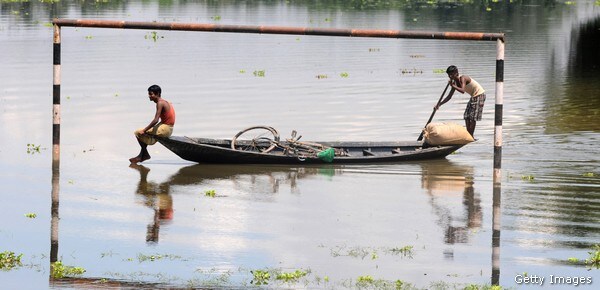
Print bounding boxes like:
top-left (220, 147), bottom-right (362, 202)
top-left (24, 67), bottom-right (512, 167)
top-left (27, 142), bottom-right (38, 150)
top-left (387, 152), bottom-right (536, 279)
top-left (1, 1), bottom-right (599, 289)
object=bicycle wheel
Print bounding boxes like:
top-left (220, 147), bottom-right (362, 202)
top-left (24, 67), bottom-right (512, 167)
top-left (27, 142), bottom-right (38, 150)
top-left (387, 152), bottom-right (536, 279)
top-left (231, 126), bottom-right (280, 153)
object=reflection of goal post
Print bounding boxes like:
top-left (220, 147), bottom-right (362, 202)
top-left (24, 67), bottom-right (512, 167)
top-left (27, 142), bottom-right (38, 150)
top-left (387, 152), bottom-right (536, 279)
top-left (51, 19), bottom-right (505, 178)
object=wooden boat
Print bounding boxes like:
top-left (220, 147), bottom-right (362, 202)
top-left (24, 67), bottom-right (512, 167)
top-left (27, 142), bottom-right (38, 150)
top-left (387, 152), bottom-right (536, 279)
top-left (156, 136), bottom-right (465, 164)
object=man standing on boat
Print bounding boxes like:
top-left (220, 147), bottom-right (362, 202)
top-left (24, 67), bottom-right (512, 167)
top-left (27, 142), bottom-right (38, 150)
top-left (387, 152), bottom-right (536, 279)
top-left (129, 85), bottom-right (176, 164)
top-left (435, 65), bottom-right (486, 137)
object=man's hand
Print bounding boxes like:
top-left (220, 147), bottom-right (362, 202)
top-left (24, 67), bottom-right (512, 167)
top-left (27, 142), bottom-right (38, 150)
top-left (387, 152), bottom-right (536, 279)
top-left (136, 129), bottom-right (146, 135)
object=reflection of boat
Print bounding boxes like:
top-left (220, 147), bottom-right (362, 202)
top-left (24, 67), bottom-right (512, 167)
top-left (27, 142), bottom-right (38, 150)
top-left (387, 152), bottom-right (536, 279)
top-left (156, 136), bottom-right (464, 164)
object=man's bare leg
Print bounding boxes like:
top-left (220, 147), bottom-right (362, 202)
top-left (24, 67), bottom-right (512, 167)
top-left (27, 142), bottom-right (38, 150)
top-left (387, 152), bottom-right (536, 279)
top-left (130, 138), bottom-right (152, 163)
top-left (465, 119), bottom-right (476, 138)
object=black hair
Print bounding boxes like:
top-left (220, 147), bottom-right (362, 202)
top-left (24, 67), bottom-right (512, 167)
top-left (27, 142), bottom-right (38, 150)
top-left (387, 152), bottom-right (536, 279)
top-left (148, 84), bottom-right (162, 95)
top-left (446, 65), bottom-right (458, 75)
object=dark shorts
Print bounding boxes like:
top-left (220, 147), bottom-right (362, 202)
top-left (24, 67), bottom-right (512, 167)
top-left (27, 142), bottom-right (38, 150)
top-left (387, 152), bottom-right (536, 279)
top-left (464, 93), bottom-right (486, 121)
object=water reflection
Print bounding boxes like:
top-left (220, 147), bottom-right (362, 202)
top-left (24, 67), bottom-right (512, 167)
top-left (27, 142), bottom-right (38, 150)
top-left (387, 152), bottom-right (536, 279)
top-left (545, 16), bottom-right (600, 133)
top-left (130, 164), bottom-right (174, 244)
top-left (420, 160), bottom-right (482, 245)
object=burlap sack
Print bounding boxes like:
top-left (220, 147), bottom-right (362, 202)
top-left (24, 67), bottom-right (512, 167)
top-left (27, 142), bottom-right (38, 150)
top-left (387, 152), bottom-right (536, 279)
top-left (423, 122), bottom-right (475, 145)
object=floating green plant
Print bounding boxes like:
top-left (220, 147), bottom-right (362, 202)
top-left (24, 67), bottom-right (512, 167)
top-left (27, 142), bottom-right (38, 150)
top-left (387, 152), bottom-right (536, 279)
top-left (316, 74), bottom-right (328, 79)
top-left (368, 48), bottom-right (380, 52)
top-left (410, 55), bottom-right (425, 58)
top-left (324, 17), bottom-right (331, 22)
top-left (43, 22), bottom-right (53, 27)
top-left (0, 251), bottom-right (23, 271)
top-left (84, 35), bottom-right (93, 39)
top-left (145, 31), bottom-right (163, 42)
top-left (275, 269), bottom-right (308, 283)
top-left (24, 213), bottom-right (37, 218)
top-left (586, 244), bottom-right (600, 269)
top-left (26, 143), bottom-right (42, 154)
top-left (51, 261), bottom-right (86, 278)
top-left (401, 68), bottom-right (423, 75)
top-left (204, 189), bottom-right (216, 197)
top-left (567, 257), bottom-right (580, 264)
top-left (239, 69), bottom-right (246, 74)
top-left (385, 245), bottom-right (414, 257)
top-left (433, 68), bottom-right (446, 74)
top-left (340, 72), bottom-right (349, 78)
top-left (211, 15), bottom-right (221, 21)
top-left (521, 175), bottom-right (535, 181)
top-left (136, 253), bottom-right (182, 262)
top-left (583, 172), bottom-right (596, 177)
top-left (565, 1), bottom-right (576, 5)
top-left (464, 284), bottom-right (504, 290)
top-left (356, 275), bottom-right (375, 287)
top-left (251, 269), bottom-right (270, 285)
top-left (253, 70), bottom-right (265, 77)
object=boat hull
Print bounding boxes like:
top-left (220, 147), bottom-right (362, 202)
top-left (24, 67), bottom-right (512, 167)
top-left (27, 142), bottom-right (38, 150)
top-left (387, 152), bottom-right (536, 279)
top-left (156, 136), bottom-right (464, 164)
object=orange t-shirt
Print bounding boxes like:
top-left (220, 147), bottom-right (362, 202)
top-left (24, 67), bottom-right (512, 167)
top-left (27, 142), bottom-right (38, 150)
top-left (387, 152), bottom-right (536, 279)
top-left (160, 101), bottom-right (176, 126)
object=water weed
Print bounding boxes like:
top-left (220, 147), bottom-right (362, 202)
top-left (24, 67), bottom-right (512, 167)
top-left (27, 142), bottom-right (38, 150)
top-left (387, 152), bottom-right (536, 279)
top-left (51, 261), bottom-right (86, 278)
top-left (0, 251), bottom-right (23, 271)
top-left (204, 189), bottom-right (216, 197)
top-left (251, 269), bottom-right (270, 285)
top-left (275, 269), bottom-right (308, 283)
top-left (27, 143), bottom-right (43, 154)
top-left (145, 31), bottom-right (163, 42)
top-left (585, 244), bottom-right (600, 269)
top-left (253, 70), bottom-right (265, 77)
top-left (340, 72), bottom-right (349, 78)
top-left (316, 74), bottom-right (328, 79)
top-left (24, 213), bottom-right (37, 218)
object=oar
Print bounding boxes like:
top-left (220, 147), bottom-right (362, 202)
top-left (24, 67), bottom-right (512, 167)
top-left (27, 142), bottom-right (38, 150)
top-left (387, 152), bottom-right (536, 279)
top-left (417, 82), bottom-right (450, 141)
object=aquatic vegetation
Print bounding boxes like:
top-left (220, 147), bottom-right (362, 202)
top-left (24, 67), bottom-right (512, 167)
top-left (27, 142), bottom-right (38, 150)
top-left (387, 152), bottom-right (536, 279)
top-left (253, 70), bottom-right (265, 77)
top-left (43, 22), bottom-right (53, 27)
top-left (136, 253), bottom-right (182, 262)
top-left (385, 245), bottom-right (414, 258)
top-left (410, 55), bottom-right (425, 58)
top-left (464, 285), bottom-right (504, 290)
top-left (340, 72), bottom-right (349, 78)
top-left (50, 261), bottom-right (86, 278)
top-left (583, 172), bottom-right (596, 177)
top-left (250, 269), bottom-right (270, 285)
top-left (324, 17), bottom-right (332, 22)
top-left (275, 269), bottom-right (308, 283)
top-left (585, 244), bottom-right (600, 269)
top-left (567, 257), bottom-right (580, 264)
top-left (204, 189), bottom-right (216, 197)
top-left (316, 74), bottom-right (328, 79)
top-left (565, 1), bottom-right (576, 5)
top-left (211, 15), bottom-right (221, 21)
top-left (26, 143), bottom-right (43, 154)
top-left (239, 69), bottom-right (246, 73)
top-left (433, 68), bottom-right (446, 74)
top-left (401, 68), bottom-right (423, 75)
top-left (0, 251), bottom-right (23, 271)
top-left (145, 31), bottom-right (163, 42)
top-left (24, 213), bottom-right (37, 218)
top-left (368, 48), bottom-right (380, 52)
top-left (521, 175), bottom-right (535, 181)
top-left (85, 35), bottom-right (93, 39)
top-left (356, 275), bottom-right (375, 286)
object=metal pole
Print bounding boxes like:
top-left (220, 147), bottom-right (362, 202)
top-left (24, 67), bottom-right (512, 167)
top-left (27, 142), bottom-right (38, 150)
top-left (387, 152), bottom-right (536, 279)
top-left (52, 19), bottom-right (504, 42)
top-left (53, 24), bottom-right (61, 167)
top-left (494, 38), bottom-right (504, 183)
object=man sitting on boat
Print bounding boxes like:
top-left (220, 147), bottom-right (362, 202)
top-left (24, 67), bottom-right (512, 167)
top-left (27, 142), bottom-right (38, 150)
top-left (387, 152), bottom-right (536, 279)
top-left (129, 85), bottom-right (176, 164)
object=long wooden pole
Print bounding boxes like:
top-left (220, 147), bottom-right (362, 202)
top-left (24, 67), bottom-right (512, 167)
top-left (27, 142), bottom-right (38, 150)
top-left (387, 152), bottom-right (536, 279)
top-left (417, 83), bottom-right (450, 141)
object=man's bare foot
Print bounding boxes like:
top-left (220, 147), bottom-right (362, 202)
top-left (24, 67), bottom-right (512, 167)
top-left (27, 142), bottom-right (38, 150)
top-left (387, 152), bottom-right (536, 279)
top-left (129, 156), bottom-right (142, 164)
